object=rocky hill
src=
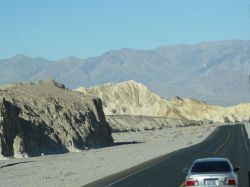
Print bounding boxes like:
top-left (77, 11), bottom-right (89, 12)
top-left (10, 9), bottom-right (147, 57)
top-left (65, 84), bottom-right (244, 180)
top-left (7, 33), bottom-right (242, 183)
top-left (75, 80), bottom-right (250, 123)
top-left (0, 40), bottom-right (250, 106)
top-left (0, 80), bottom-right (113, 158)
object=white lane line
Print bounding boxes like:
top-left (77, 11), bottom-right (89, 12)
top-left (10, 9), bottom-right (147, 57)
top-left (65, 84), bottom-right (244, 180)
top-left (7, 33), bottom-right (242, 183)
top-left (105, 156), bottom-right (171, 186)
top-left (241, 125), bottom-right (249, 152)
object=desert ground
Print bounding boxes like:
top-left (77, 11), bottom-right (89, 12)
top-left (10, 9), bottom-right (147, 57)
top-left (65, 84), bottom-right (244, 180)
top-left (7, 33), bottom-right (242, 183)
top-left (0, 123), bottom-right (236, 187)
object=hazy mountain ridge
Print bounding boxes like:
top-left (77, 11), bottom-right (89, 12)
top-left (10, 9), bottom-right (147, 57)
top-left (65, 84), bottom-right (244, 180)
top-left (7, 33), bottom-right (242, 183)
top-left (1, 40), bottom-right (250, 105)
top-left (75, 80), bottom-right (250, 123)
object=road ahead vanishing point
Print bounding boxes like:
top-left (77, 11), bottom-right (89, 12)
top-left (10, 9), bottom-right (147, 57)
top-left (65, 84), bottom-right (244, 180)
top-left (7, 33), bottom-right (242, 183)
top-left (85, 124), bottom-right (250, 187)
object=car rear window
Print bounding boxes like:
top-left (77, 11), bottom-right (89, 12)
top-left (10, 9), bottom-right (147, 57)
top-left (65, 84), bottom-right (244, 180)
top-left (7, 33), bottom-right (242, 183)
top-left (191, 161), bottom-right (231, 172)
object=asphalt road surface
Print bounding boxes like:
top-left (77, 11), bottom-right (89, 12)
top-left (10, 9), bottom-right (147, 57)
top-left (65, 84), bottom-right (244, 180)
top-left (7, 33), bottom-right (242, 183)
top-left (85, 124), bottom-right (250, 187)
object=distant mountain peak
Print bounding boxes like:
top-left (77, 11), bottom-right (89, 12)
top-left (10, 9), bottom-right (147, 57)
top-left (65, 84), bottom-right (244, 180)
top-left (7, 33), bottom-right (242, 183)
top-left (11, 54), bottom-right (31, 60)
top-left (61, 56), bottom-right (82, 62)
top-left (9, 55), bottom-right (50, 62)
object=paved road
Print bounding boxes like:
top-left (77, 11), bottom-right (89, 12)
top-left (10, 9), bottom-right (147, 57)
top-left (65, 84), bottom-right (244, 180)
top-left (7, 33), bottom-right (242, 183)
top-left (85, 124), bottom-right (250, 187)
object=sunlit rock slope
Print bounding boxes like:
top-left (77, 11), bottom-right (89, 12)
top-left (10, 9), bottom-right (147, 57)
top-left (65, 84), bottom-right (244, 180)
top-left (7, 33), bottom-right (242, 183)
top-left (76, 80), bottom-right (250, 123)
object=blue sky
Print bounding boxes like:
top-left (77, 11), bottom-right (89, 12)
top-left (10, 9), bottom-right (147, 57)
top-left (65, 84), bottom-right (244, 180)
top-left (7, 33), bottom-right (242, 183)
top-left (0, 0), bottom-right (250, 60)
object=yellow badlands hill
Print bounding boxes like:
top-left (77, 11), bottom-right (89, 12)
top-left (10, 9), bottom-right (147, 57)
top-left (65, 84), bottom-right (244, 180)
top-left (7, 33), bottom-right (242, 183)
top-left (75, 80), bottom-right (250, 123)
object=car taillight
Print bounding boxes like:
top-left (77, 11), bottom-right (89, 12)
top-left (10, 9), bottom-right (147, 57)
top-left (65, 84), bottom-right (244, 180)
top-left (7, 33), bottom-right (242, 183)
top-left (185, 178), bottom-right (199, 186)
top-left (225, 177), bottom-right (236, 185)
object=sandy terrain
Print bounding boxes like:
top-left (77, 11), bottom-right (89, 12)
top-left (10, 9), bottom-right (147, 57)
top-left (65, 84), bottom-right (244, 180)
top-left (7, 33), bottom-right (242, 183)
top-left (0, 124), bottom-right (220, 187)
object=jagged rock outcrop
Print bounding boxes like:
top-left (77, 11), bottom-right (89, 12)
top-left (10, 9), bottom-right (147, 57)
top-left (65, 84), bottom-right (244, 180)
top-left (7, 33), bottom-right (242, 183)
top-left (0, 80), bottom-right (113, 158)
top-left (75, 80), bottom-right (250, 123)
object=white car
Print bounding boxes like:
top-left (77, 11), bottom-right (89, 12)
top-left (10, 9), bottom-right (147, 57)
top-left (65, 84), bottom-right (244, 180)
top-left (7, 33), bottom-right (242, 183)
top-left (184, 157), bottom-right (240, 186)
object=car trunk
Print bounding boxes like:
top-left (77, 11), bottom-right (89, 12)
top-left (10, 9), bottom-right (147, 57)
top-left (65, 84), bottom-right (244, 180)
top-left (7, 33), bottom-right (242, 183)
top-left (189, 172), bottom-right (236, 186)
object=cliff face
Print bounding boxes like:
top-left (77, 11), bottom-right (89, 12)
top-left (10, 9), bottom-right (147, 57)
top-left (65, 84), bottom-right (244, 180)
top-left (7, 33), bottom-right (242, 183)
top-left (0, 80), bottom-right (113, 158)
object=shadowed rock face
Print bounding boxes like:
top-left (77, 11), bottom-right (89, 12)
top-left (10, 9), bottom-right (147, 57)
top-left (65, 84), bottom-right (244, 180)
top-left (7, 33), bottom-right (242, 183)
top-left (0, 98), bottom-right (25, 157)
top-left (0, 80), bottom-right (113, 158)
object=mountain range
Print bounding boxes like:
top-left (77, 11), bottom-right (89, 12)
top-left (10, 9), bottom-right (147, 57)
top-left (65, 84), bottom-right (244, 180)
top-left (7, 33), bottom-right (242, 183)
top-left (1, 40), bottom-right (250, 106)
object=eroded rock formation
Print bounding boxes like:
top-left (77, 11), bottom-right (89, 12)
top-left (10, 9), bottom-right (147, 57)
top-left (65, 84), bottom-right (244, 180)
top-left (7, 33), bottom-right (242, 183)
top-left (76, 80), bottom-right (250, 123)
top-left (0, 80), bottom-right (113, 158)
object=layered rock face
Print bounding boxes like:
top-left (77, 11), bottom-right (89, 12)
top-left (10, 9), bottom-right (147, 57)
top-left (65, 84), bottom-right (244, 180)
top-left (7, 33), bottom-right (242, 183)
top-left (76, 80), bottom-right (250, 123)
top-left (0, 80), bottom-right (113, 158)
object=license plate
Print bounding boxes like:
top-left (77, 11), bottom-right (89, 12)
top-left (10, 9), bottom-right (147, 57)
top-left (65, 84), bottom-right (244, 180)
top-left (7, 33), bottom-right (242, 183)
top-left (204, 179), bottom-right (218, 186)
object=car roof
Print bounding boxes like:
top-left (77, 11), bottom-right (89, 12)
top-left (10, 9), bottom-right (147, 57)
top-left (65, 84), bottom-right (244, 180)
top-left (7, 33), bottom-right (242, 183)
top-left (194, 157), bottom-right (230, 163)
